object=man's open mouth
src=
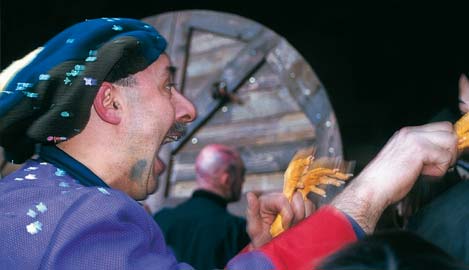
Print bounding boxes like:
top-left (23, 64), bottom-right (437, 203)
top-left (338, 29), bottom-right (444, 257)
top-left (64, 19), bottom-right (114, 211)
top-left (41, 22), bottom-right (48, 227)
top-left (163, 122), bottom-right (187, 144)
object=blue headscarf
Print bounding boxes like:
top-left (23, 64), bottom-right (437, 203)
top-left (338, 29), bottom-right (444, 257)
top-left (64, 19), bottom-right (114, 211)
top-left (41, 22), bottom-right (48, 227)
top-left (0, 18), bottom-right (167, 163)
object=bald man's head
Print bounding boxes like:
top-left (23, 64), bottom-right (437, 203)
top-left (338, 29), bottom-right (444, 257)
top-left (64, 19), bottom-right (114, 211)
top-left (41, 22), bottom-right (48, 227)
top-left (195, 144), bottom-right (245, 202)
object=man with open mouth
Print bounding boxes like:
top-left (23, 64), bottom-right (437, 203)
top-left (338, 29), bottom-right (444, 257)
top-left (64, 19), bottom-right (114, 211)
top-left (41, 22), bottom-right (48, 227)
top-left (0, 18), bottom-right (307, 269)
top-left (0, 18), bottom-right (459, 270)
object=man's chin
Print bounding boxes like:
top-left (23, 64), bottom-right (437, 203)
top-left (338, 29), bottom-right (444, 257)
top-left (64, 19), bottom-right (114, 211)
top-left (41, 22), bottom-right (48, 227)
top-left (139, 181), bottom-right (158, 201)
top-left (147, 184), bottom-right (159, 196)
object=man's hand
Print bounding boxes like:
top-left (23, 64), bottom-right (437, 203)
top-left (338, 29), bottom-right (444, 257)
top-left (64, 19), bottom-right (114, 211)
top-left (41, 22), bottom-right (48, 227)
top-left (332, 122), bottom-right (458, 233)
top-left (245, 191), bottom-right (315, 249)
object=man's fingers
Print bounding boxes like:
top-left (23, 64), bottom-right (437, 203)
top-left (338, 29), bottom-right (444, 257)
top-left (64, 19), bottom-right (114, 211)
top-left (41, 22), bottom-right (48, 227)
top-left (269, 196), bottom-right (294, 230)
top-left (400, 126), bottom-right (458, 176)
top-left (250, 192), bottom-right (314, 236)
top-left (246, 192), bottom-right (261, 234)
top-left (410, 121), bottom-right (454, 132)
top-left (304, 198), bottom-right (316, 217)
top-left (255, 192), bottom-right (294, 229)
top-left (422, 145), bottom-right (455, 177)
top-left (424, 130), bottom-right (458, 145)
top-left (423, 130), bottom-right (458, 151)
top-left (246, 192), bottom-right (276, 248)
top-left (246, 192), bottom-right (260, 216)
top-left (413, 128), bottom-right (458, 175)
top-left (286, 192), bottom-right (315, 228)
top-left (290, 191), bottom-right (305, 226)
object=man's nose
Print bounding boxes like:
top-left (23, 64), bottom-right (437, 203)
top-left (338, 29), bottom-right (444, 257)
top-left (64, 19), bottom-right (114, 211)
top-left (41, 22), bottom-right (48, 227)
top-left (173, 90), bottom-right (197, 123)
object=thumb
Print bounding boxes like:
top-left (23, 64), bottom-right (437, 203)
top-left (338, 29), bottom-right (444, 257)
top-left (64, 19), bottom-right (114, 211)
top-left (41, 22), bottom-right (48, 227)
top-left (246, 192), bottom-right (261, 234)
top-left (246, 192), bottom-right (260, 215)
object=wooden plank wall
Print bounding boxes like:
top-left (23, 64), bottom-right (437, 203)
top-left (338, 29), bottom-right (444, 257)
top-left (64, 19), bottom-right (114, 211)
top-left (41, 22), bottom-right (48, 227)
top-left (143, 11), bottom-right (344, 216)
top-left (169, 30), bottom-right (316, 199)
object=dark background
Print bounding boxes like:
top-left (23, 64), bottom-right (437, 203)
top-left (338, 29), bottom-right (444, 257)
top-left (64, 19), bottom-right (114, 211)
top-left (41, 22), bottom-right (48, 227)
top-left (2, 1), bottom-right (468, 168)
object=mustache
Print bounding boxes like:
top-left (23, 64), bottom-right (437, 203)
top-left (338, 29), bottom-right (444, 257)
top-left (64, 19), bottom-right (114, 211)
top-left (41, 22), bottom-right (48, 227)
top-left (163, 122), bottom-right (187, 143)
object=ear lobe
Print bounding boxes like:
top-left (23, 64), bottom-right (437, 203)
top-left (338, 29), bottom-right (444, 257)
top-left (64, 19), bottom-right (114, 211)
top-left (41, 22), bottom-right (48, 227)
top-left (93, 82), bottom-right (121, 125)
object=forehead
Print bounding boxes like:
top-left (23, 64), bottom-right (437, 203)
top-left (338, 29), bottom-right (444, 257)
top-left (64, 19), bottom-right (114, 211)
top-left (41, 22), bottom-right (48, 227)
top-left (142, 53), bottom-right (171, 78)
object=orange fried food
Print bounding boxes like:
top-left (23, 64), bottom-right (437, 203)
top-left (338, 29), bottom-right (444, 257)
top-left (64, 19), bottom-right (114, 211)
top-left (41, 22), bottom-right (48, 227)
top-left (455, 112), bottom-right (469, 151)
top-left (269, 148), bottom-right (352, 237)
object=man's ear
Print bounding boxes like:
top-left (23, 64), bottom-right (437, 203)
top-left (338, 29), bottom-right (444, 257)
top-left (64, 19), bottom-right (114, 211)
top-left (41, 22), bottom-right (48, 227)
top-left (219, 171), bottom-right (231, 197)
top-left (220, 171), bottom-right (231, 186)
top-left (93, 82), bottom-right (122, 125)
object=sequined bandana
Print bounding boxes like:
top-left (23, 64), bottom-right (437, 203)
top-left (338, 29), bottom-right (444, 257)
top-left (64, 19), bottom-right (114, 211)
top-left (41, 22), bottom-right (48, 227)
top-left (0, 18), bottom-right (167, 163)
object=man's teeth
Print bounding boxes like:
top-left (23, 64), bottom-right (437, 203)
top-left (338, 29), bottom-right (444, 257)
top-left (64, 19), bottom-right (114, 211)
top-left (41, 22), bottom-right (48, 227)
top-left (163, 135), bottom-right (179, 143)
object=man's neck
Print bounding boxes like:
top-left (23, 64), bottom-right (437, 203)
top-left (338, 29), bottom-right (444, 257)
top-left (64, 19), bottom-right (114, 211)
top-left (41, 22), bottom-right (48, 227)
top-left (195, 183), bottom-right (228, 201)
top-left (57, 136), bottom-right (123, 189)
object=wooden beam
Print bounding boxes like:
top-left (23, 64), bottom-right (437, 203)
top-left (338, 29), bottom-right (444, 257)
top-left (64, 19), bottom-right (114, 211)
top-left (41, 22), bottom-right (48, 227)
top-left (171, 29), bottom-right (280, 154)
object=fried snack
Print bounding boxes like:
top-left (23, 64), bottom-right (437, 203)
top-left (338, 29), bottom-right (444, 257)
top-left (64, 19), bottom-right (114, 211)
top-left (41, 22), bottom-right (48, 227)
top-left (269, 148), bottom-right (353, 237)
top-left (455, 112), bottom-right (469, 151)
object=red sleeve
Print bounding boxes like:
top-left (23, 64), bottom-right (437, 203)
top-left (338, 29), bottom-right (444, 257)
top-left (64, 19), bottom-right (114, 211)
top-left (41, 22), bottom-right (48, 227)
top-left (259, 206), bottom-right (357, 270)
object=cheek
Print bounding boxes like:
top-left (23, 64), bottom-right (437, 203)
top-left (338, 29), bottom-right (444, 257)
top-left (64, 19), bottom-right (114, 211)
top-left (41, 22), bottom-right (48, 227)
top-left (159, 102), bottom-right (177, 126)
top-left (137, 97), bottom-right (177, 138)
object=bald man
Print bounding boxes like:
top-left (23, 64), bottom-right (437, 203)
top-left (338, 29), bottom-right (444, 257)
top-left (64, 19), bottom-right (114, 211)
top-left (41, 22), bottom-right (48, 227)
top-left (154, 144), bottom-right (249, 270)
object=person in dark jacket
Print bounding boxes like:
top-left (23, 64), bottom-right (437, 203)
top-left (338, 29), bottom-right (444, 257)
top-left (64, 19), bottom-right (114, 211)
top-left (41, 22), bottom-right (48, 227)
top-left (405, 74), bottom-right (469, 264)
top-left (154, 144), bottom-right (249, 270)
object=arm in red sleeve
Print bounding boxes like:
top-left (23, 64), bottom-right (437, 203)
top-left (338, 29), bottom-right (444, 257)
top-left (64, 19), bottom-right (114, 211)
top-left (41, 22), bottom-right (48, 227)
top-left (226, 206), bottom-right (358, 270)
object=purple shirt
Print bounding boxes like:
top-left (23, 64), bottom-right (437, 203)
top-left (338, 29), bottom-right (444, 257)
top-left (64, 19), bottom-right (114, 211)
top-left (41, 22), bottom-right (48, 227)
top-left (0, 159), bottom-right (193, 269)
top-left (0, 159), bottom-right (274, 269)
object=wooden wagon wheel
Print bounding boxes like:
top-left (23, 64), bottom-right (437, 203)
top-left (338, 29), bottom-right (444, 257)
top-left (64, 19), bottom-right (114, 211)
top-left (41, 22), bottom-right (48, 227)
top-left (142, 10), bottom-right (344, 215)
